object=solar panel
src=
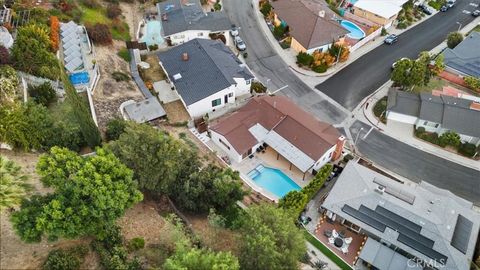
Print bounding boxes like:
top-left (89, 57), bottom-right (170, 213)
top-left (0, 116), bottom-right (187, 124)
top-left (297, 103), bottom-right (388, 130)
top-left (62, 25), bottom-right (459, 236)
top-left (342, 205), bottom-right (386, 232)
top-left (359, 205), bottom-right (434, 248)
top-left (451, 215), bottom-right (473, 254)
top-left (375, 205), bottom-right (422, 233)
top-left (398, 234), bottom-right (448, 265)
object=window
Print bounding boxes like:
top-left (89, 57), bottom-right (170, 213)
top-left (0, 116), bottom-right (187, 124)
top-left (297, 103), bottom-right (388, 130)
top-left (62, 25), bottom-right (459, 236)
top-left (198, 32), bottom-right (204, 37)
top-left (219, 138), bottom-right (230, 150)
top-left (228, 92), bottom-right (234, 97)
top-left (435, 123), bottom-right (440, 128)
top-left (212, 98), bottom-right (221, 107)
top-left (246, 79), bottom-right (251, 85)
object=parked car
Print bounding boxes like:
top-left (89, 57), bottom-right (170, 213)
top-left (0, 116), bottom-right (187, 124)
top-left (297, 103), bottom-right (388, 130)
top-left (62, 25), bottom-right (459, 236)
top-left (419, 4), bottom-right (433, 15)
top-left (473, 10), bottom-right (480, 16)
top-left (391, 57), bottom-right (409, 69)
top-left (230, 24), bottom-right (239, 37)
top-left (234, 36), bottom-right (246, 51)
top-left (332, 164), bottom-right (344, 177)
top-left (446, 0), bottom-right (456, 8)
top-left (384, 34), bottom-right (398, 45)
top-left (440, 5), bottom-right (448, 12)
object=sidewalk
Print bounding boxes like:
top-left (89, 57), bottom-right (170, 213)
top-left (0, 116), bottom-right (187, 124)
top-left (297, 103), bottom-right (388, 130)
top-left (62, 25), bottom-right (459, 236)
top-left (252, 0), bottom-right (439, 87)
top-left (352, 81), bottom-right (480, 170)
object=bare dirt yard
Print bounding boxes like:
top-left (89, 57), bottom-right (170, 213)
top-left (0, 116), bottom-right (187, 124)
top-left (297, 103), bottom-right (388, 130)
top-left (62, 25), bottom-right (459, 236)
top-left (92, 40), bottom-right (144, 133)
top-left (162, 100), bottom-right (190, 124)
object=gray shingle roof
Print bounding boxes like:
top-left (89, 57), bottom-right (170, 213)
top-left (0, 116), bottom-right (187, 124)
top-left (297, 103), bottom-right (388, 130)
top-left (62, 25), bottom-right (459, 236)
top-left (387, 89), bottom-right (480, 137)
top-left (322, 162), bottom-right (480, 270)
top-left (387, 89), bottom-right (420, 117)
top-left (443, 32), bottom-right (480, 77)
top-left (157, 0), bottom-right (231, 37)
top-left (157, 39), bottom-right (254, 106)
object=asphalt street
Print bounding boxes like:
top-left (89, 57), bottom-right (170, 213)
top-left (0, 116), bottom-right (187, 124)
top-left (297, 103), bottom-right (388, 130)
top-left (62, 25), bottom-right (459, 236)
top-left (350, 121), bottom-right (480, 204)
top-left (316, 0), bottom-right (480, 110)
top-left (223, 0), bottom-right (348, 124)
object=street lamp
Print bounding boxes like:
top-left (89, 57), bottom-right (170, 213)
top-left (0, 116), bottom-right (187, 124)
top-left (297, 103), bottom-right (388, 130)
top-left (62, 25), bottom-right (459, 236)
top-left (456, 22), bottom-right (462, 31)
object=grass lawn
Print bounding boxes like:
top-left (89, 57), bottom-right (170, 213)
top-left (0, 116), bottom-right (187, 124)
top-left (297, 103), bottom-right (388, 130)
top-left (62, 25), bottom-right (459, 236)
top-left (412, 77), bottom-right (446, 93)
top-left (81, 6), bottom-right (130, 41)
top-left (303, 230), bottom-right (353, 270)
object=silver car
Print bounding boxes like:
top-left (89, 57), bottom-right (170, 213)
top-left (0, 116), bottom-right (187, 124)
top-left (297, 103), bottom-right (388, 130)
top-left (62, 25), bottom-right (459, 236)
top-left (235, 36), bottom-right (246, 51)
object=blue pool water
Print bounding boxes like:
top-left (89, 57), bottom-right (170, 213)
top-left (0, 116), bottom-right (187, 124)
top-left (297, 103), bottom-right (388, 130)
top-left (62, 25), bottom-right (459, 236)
top-left (141, 20), bottom-right (164, 46)
top-left (248, 165), bottom-right (301, 198)
top-left (340, 20), bottom-right (366, 39)
top-left (69, 71), bottom-right (89, 85)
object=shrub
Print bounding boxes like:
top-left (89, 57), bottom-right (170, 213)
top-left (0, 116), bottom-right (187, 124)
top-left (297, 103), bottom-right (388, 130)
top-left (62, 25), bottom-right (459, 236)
top-left (87, 24), bottom-right (112, 45)
top-left (464, 76), bottom-right (480, 92)
top-left (106, 118), bottom-right (127, 141)
top-left (428, 0), bottom-right (442, 10)
top-left (447, 32), bottom-right (463, 49)
top-left (214, 2), bottom-right (221, 10)
top-left (373, 97), bottom-right (387, 123)
top-left (128, 237), bottom-right (145, 251)
top-left (107, 3), bottom-right (122, 19)
top-left (0, 46), bottom-right (10, 65)
top-left (28, 82), bottom-right (57, 106)
top-left (42, 245), bottom-right (88, 270)
top-left (112, 71), bottom-right (130, 82)
top-left (49, 16), bottom-right (60, 52)
top-left (273, 25), bottom-right (286, 39)
top-left (260, 2), bottom-right (272, 17)
top-left (439, 131), bottom-right (461, 148)
top-left (117, 48), bottom-right (131, 62)
top-left (312, 63), bottom-right (328, 73)
top-left (458, 143), bottom-right (477, 157)
top-left (381, 27), bottom-right (388, 36)
top-left (397, 21), bottom-right (408, 29)
top-left (296, 52), bottom-right (314, 67)
top-left (149, 44), bottom-right (159, 51)
top-left (250, 81), bottom-right (267, 93)
top-left (81, 0), bottom-right (100, 8)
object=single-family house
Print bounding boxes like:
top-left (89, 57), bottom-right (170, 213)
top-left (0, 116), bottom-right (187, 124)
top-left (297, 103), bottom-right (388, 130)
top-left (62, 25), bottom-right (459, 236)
top-left (271, 0), bottom-right (349, 54)
top-left (209, 95), bottom-right (346, 176)
top-left (386, 89), bottom-right (480, 145)
top-left (353, 0), bottom-right (408, 28)
top-left (322, 162), bottom-right (480, 270)
top-left (157, 0), bottom-right (231, 46)
top-left (157, 38), bottom-right (255, 118)
top-left (442, 32), bottom-right (480, 79)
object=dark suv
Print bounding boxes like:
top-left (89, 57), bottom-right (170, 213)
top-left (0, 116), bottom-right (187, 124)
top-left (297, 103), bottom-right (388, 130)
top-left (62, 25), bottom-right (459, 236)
top-left (384, 34), bottom-right (398, 45)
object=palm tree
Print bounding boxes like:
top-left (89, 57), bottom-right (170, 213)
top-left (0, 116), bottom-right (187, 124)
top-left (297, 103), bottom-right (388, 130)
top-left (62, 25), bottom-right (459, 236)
top-left (0, 156), bottom-right (31, 212)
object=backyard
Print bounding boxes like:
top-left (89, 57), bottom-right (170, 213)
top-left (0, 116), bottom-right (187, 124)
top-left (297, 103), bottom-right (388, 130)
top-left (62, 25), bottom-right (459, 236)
top-left (81, 6), bottom-right (130, 41)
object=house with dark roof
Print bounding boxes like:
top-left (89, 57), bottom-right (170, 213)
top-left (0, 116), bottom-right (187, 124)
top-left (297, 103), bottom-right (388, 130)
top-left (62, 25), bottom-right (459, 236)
top-left (209, 95), bottom-right (345, 175)
top-left (271, 0), bottom-right (349, 54)
top-left (386, 89), bottom-right (480, 146)
top-left (321, 162), bottom-right (480, 270)
top-left (443, 32), bottom-right (480, 78)
top-left (157, 0), bottom-right (231, 46)
top-left (157, 39), bottom-right (254, 118)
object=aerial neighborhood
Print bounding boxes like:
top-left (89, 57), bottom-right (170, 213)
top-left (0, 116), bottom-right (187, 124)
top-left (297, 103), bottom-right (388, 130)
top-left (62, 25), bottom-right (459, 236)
top-left (0, 0), bottom-right (479, 269)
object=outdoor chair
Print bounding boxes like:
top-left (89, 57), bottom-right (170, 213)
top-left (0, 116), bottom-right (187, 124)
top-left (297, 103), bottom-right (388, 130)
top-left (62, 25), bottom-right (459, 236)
top-left (324, 230), bottom-right (332, 237)
top-left (345, 237), bottom-right (353, 245)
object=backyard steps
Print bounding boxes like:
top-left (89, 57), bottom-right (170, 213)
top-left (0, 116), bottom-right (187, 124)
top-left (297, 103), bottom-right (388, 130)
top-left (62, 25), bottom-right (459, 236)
top-left (189, 128), bottom-right (210, 144)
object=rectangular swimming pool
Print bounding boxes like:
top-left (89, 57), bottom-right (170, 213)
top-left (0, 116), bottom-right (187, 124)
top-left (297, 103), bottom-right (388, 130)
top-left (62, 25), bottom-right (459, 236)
top-left (248, 164), bottom-right (301, 198)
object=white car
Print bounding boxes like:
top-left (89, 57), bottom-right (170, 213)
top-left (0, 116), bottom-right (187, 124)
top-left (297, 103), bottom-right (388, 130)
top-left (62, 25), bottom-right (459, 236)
top-left (230, 25), bottom-right (239, 37)
top-left (392, 57), bottom-right (409, 69)
top-left (235, 36), bottom-right (246, 51)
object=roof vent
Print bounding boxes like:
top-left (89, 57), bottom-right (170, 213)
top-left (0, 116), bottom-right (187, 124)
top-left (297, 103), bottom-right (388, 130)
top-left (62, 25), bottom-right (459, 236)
top-left (173, 73), bottom-right (182, 81)
top-left (318, 10), bottom-right (325, 18)
top-left (375, 185), bottom-right (385, 194)
top-left (182, 52), bottom-right (189, 61)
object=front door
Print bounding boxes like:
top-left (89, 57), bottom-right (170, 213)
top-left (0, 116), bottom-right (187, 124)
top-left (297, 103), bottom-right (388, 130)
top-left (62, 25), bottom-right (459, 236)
top-left (224, 95), bottom-right (228, 104)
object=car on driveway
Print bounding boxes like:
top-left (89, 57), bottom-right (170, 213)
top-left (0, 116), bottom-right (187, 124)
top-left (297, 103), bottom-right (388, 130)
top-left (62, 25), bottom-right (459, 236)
top-left (234, 36), bottom-right (246, 51)
top-left (384, 34), bottom-right (398, 45)
top-left (230, 24), bottom-right (239, 37)
top-left (473, 10), bottom-right (480, 16)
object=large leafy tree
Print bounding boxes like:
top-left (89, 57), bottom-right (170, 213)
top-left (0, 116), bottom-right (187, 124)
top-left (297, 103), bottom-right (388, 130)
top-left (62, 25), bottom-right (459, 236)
top-left (239, 205), bottom-right (306, 270)
top-left (0, 157), bottom-right (31, 212)
top-left (10, 24), bottom-right (59, 79)
top-left (171, 165), bottom-right (246, 213)
top-left (108, 122), bottom-right (200, 193)
top-left (164, 246), bottom-right (240, 270)
top-left (11, 147), bottom-right (143, 242)
top-left (447, 31), bottom-right (463, 49)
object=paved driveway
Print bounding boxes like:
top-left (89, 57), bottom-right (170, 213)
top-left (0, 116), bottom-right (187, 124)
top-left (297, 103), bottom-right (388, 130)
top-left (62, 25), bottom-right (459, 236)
top-left (349, 121), bottom-right (480, 204)
top-left (316, 0), bottom-right (480, 110)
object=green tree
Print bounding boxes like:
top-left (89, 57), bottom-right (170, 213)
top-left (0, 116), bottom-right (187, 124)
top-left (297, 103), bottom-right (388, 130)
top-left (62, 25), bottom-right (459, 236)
top-left (105, 118), bottom-right (127, 141)
top-left (439, 131), bottom-right (461, 148)
top-left (432, 54), bottom-right (445, 75)
top-left (278, 190), bottom-right (308, 216)
top-left (0, 65), bottom-right (20, 105)
top-left (108, 122), bottom-right (199, 193)
top-left (11, 24), bottom-right (59, 79)
top-left (28, 82), bottom-right (57, 106)
top-left (11, 147), bottom-right (143, 242)
top-left (239, 205), bottom-right (306, 270)
top-left (164, 247), bottom-right (240, 270)
top-left (391, 58), bottom-right (414, 89)
top-left (296, 52), bottom-right (314, 67)
top-left (171, 165), bottom-right (246, 213)
top-left (260, 2), bottom-right (272, 17)
top-left (447, 32), bottom-right (463, 49)
top-left (464, 76), bottom-right (480, 91)
top-left (43, 245), bottom-right (88, 270)
top-left (0, 102), bottom-right (54, 150)
top-left (0, 157), bottom-right (31, 212)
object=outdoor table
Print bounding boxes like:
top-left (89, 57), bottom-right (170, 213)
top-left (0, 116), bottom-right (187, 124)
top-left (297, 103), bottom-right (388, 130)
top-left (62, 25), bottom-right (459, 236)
top-left (334, 237), bottom-right (344, 248)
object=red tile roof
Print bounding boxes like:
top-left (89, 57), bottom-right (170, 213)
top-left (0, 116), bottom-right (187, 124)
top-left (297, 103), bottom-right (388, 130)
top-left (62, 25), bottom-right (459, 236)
top-left (209, 96), bottom-right (340, 158)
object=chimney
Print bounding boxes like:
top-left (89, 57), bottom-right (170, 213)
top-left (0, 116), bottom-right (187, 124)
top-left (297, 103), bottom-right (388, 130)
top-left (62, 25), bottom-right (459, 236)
top-left (331, 136), bottom-right (345, 161)
top-left (318, 10), bottom-right (325, 18)
top-left (182, 52), bottom-right (188, 61)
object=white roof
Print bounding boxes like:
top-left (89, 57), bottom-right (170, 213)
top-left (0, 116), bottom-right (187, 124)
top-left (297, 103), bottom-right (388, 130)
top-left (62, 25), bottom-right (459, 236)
top-left (354, 0), bottom-right (406, 19)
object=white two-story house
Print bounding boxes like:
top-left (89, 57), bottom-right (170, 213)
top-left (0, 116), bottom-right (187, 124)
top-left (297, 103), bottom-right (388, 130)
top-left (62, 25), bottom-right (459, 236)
top-left (157, 38), bottom-right (254, 119)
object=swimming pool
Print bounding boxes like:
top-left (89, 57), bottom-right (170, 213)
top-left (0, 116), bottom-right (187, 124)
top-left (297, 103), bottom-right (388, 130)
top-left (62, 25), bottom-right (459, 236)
top-left (248, 165), bottom-right (301, 198)
top-left (340, 20), bottom-right (366, 39)
top-left (69, 71), bottom-right (90, 85)
top-left (140, 20), bottom-right (164, 46)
